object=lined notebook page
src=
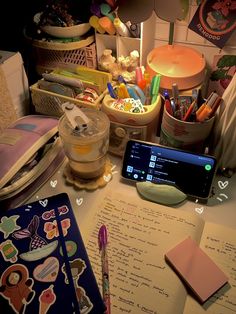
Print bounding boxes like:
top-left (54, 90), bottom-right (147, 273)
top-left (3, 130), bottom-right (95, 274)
top-left (83, 190), bottom-right (205, 314)
top-left (184, 222), bottom-right (236, 314)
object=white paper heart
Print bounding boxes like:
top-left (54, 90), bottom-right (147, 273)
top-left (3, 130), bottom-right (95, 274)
top-left (218, 180), bottom-right (229, 189)
top-left (39, 199), bottom-right (48, 207)
top-left (103, 174), bottom-right (112, 182)
top-left (50, 180), bottom-right (57, 188)
top-left (76, 197), bottom-right (83, 206)
top-left (195, 207), bottom-right (204, 214)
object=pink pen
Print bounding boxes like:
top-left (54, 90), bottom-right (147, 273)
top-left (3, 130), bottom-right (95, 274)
top-left (98, 225), bottom-right (111, 314)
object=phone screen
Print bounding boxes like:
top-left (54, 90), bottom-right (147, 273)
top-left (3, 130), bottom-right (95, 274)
top-left (121, 140), bottom-right (217, 199)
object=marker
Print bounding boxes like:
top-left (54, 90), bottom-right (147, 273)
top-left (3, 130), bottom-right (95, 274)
top-left (107, 82), bottom-right (117, 99)
top-left (150, 74), bottom-right (161, 104)
top-left (182, 99), bottom-right (196, 121)
top-left (98, 225), bottom-right (111, 314)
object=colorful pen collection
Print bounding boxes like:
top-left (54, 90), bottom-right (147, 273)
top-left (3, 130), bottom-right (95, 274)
top-left (107, 68), bottom-right (161, 113)
top-left (164, 84), bottom-right (222, 122)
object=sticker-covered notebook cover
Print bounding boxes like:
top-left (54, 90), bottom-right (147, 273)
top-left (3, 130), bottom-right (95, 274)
top-left (0, 193), bottom-right (105, 314)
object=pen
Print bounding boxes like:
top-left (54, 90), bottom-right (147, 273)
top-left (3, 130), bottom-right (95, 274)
top-left (98, 225), bottom-right (111, 314)
top-left (182, 99), bottom-right (196, 121)
top-left (107, 82), bottom-right (117, 99)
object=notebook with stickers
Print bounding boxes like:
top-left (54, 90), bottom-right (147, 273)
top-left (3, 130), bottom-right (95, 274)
top-left (0, 193), bottom-right (105, 314)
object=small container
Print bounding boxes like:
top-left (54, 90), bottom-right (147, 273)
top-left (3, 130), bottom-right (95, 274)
top-left (59, 109), bottom-right (110, 179)
top-left (160, 101), bottom-right (215, 153)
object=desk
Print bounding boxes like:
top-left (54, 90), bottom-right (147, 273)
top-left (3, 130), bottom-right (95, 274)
top-left (27, 153), bottom-right (236, 313)
top-left (28, 153), bottom-right (236, 233)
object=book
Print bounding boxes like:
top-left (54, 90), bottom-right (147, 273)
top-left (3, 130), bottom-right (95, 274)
top-left (82, 189), bottom-right (236, 314)
top-left (0, 193), bottom-right (105, 314)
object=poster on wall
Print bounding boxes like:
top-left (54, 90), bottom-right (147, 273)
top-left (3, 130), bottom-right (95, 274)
top-left (208, 55), bottom-right (236, 96)
top-left (188, 0), bottom-right (236, 48)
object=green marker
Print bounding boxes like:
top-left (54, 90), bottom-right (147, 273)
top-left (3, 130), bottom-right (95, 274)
top-left (151, 74), bottom-right (161, 104)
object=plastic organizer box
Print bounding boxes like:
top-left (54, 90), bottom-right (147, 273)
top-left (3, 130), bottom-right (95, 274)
top-left (30, 67), bottom-right (112, 117)
top-left (30, 35), bottom-right (97, 75)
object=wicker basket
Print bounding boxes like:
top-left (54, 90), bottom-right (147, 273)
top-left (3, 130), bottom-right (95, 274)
top-left (31, 35), bottom-right (97, 75)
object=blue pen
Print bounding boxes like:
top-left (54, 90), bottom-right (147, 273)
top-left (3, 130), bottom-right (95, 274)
top-left (107, 82), bottom-right (117, 99)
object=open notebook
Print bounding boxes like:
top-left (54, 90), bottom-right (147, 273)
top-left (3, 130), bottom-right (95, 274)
top-left (0, 193), bottom-right (105, 314)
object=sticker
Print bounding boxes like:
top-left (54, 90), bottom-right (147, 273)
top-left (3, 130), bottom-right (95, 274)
top-left (0, 264), bottom-right (35, 313)
top-left (76, 286), bottom-right (93, 314)
top-left (62, 258), bottom-right (86, 284)
top-left (0, 240), bottom-right (18, 263)
top-left (216, 193), bottom-right (228, 202)
top-left (38, 285), bottom-right (56, 314)
top-left (19, 241), bottom-right (58, 262)
top-left (61, 258), bottom-right (93, 312)
top-left (44, 219), bottom-right (71, 240)
top-left (0, 215), bottom-right (21, 239)
top-left (13, 216), bottom-right (58, 261)
top-left (33, 257), bottom-right (59, 282)
top-left (42, 206), bottom-right (69, 221)
top-left (103, 174), bottom-right (112, 182)
top-left (59, 241), bottom-right (77, 258)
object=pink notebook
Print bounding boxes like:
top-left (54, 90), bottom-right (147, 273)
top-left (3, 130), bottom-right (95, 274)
top-left (165, 237), bottom-right (228, 303)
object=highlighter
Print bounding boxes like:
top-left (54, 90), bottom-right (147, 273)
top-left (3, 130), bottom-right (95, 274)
top-left (89, 15), bottom-right (106, 34)
top-left (117, 83), bottom-right (130, 99)
top-left (107, 82), bottom-right (117, 99)
top-left (196, 92), bottom-right (219, 122)
top-left (99, 16), bottom-right (116, 35)
top-left (151, 74), bottom-right (161, 104)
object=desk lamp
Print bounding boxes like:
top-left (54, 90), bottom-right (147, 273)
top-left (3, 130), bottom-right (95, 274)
top-left (117, 0), bottom-right (206, 91)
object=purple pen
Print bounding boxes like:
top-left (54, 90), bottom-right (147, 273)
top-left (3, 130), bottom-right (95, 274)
top-left (98, 225), bottom-right (111, 314)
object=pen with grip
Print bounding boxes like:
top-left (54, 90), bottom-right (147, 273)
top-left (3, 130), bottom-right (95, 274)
top-left (98, 225), bottom-right (111, 314)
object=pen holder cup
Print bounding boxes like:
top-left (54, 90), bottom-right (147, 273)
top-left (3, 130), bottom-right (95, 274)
top-left (160, 107), bottom-right (215, 153)
top-left (102, 93), bottom-right (162, 156)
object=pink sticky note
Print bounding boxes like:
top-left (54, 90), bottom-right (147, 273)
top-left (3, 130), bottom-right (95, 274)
top-left (165, 237), bottom-right (228, 303)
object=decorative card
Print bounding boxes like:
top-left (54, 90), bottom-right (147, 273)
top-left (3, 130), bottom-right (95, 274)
top-left (0, 193), bottom-right (105, 314)
top-left (188, 0), bottom-right (236, 48)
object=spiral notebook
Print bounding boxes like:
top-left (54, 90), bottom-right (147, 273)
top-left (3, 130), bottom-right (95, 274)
top-left (0, 193), bottom-right (105, 314)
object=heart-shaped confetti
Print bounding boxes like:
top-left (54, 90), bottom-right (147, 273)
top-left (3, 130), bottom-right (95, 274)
top-left (195, 207), bottom-right (204, 214)
top-left (76, 197), bottom-right (83, 206)
top-left (50, 180), bottom-right (57, 188)
top-left (103, 174), bottom-right (112, 182)
top-left (33, 257), bottom-right (59, 282)
top-left (39, 199), bottom-right (48, 207)
top-left (218, 180), bottom-right (229, 189)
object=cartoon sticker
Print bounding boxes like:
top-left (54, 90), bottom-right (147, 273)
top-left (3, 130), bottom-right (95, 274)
top-left (38, 285), bottom-right (56, 314)
top-left (44, 219), bottom-right (71, 240)
top-left (33, 257), bottom-right (59, 282)
top-left (61, 259), bottom-right (93, 314)
top-left (59, 241), bottom-right (77, 258)
top-left (0, 215), bottom-right (21, 239)
top-left (0, 240), bottom-right (18, 263)
top-left (13, 215), bottom-right (58, 261)
top-left (0, 264), bottom-right (35, 314)
top-left (42, 205), bottom-right (69, 221)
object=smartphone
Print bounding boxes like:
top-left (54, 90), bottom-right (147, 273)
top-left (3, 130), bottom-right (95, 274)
top-left (121, 140), bottom-right (217, 199)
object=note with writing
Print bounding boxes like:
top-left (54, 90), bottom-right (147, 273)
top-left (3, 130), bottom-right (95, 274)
top-left (83, 190), bottom-right (236, 314)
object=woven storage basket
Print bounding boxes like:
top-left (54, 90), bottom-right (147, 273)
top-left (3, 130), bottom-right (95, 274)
top-left (30, 68), bottom-right (112, 117)
top-left (31, 35), bottom-right (97, 75)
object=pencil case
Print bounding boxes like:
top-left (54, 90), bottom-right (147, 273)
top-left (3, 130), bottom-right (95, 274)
top-left (0, 115), bottom-right (65, 209)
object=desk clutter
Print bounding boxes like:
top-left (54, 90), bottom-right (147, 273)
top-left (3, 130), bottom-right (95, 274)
top-left (1, 1), bottom-right (236, 313)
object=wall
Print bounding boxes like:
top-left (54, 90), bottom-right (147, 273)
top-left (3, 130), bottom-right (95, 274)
top-left (153, 0), bottom-right (236, 81)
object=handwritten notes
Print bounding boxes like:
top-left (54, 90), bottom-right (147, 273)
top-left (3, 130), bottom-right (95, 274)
top-left (83, 190), bottom-right (204, 313)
